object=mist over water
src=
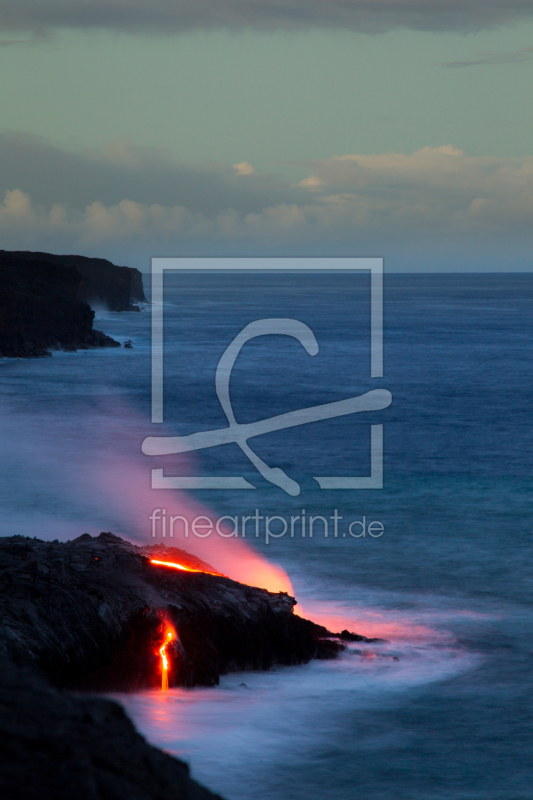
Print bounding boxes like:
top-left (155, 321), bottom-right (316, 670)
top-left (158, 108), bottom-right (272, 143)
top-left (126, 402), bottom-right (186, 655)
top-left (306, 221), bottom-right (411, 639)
top-left (1, 273), bottom-right (533, 798)
top-left (114, 638), bottom-right (478, 800)
top-left (0, 327), bottom-right (291, 590)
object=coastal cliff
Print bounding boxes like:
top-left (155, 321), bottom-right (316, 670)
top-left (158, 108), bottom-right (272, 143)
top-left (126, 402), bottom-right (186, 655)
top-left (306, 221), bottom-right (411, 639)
top-left (0, 654), bottom-right (224, 800)
top-left (0, 532), bottom-right (382, 798)
top-left (0, 250), bottom-right (146, 312)
top-left (0, 533), bottom-right (346, 691)
top-left (0, 532), bottom-right (369, 799)
top-left (0, 255), bottom-right (120, 357)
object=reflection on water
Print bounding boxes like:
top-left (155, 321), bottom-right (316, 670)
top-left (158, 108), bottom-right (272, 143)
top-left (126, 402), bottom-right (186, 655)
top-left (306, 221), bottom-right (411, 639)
top-left (113, 600), bottom-right (477, 800)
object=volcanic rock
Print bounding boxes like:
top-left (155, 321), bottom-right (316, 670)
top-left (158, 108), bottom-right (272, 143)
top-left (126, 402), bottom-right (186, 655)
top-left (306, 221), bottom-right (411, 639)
top-left (0, 654), bottom-right (224, 800)
top-left (0, 256), bottom-right (120, 357)
top-left (0, 532), bottom-right (382, 799)
top-left (0, 250), bottom-right (146, 312)
top-left (335, 628), bottom-right (385, 644)
top-left (0, 533), bottom-right (349, 692)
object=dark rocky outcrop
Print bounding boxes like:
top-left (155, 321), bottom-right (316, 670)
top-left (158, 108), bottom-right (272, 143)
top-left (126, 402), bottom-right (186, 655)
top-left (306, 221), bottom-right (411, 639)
top-left (0, 532), bottom-right (380, 799)
top-left (335, 629), bottom-right (384, 644)
top-left (0, 256), bottom-right (120, 357)
top-left (0, 250), bottom-right (146, 311)
top-left (0, 655), bottom-right (224, 800)
top-left (0, 533), bottom-right (349, 692)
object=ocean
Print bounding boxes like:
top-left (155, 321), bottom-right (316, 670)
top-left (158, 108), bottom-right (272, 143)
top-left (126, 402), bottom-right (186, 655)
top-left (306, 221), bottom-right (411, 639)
top-left (1, 272), bottom-right (532, 799)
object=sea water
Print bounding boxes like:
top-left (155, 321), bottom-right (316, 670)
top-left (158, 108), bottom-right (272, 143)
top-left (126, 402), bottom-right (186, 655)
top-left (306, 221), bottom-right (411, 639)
top-left (1, 273), bottom-right (532, 799)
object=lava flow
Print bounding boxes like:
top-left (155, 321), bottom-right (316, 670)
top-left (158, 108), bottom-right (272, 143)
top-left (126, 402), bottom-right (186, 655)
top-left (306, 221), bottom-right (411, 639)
top-left (150, 558), bottom-right (218, 576)
top-left (159, 631), bottom-right (173, 691)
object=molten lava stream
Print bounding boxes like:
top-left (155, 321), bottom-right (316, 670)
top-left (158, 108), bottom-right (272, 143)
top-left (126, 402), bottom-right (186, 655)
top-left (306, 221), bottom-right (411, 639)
top-left (150, 558), bottom-right (219, 576)
top-left (159, 631), bottom-right (173, 691)
top-left (151, 558), bottom-right (198, 572)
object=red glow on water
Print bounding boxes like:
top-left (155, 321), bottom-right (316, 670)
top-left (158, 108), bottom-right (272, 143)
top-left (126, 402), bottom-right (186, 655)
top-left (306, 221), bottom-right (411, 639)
top-left (294, 600), bottom-right (449, 642)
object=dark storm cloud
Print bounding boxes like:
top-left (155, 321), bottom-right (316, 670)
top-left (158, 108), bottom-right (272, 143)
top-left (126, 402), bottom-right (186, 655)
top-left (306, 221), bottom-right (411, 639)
top-left (0, 0), bottom-right (532, 35)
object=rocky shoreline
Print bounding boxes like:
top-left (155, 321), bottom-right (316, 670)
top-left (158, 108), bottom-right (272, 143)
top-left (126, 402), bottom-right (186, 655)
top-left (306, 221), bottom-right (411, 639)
top-left (0, 654), bottom-right (224, 800)
top-left (0, 250), bottom-right (144, 358)
top-left (0, 533), bottom-right (353, 691)
top-left (0, 250), bottom-right (146, 312)
top-left (0, 532), bottom-right (378, 799)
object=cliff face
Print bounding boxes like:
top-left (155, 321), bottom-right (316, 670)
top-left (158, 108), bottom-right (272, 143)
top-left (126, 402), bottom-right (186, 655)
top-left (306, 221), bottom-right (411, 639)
top-left (0, 250), bottom-right (146, 311)
top-left (0, 533), bottom-right (373, 799)
top-left (0, 655), bottom-right (224, 800)
top-left (0, 256), bottom-right (120, 357)
top-left (0, 533), bottom-right (344, 692)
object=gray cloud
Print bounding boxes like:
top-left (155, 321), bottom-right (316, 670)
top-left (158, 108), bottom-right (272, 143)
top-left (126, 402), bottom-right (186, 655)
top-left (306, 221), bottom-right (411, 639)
top-left (441, 45), bottom-right (533, 67)
top-left (2, 137), bottom-right (533, 262)
top-left (0, 131), bottom-right (306, 215)
top-left (0, 38), bottom-right (42, 46)
top-left (1, 0), bottom-right (533, 35)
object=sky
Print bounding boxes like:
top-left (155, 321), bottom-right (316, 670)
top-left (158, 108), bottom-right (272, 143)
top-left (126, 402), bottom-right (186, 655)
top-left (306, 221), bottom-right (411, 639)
top-left (1, 1), bottom-right (533, 271)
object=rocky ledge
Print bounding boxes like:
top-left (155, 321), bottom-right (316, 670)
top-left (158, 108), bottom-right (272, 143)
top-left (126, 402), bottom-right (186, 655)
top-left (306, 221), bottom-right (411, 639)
top-left (0, 533), bottom-right (363, 691)
top-left (0, 533), bottom-right (379, 799)
top-left (0, 250), bottom-right (146, 312)
top-left (0, 255), bottom-right (120, 357)
top-left (0, 655), bottom-right (223, 800)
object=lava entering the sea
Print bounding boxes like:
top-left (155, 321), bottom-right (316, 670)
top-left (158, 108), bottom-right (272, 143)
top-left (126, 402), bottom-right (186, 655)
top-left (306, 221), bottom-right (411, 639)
top-left (159, 631), bottom-right (173, 691)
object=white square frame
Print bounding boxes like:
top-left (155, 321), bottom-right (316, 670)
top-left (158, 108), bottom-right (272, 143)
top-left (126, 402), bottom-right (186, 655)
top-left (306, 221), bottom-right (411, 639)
top-left (149, 257), bottom-right (385, 490)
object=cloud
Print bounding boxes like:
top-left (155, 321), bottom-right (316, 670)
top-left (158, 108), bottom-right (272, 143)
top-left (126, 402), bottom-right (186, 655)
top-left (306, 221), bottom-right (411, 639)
top-left (441, 45), bottom-right (533, 67)
top-left (0, 37), bottom-right (44, 46)
top-left (233, 162), bottom-right (254, 175)
top-left (0, 132), bottom-right (305, 214)
top-left (2, 137), bottom-right (533, 264)
top-left (0, 0), bottom-right (533, 36)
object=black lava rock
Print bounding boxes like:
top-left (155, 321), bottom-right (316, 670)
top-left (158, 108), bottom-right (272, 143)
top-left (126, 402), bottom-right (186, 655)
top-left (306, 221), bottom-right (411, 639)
top-left (0, 256), bottom-right (120, 357)
top-left (0, 654), bottom-right (224, 800)
top-left (0, 532), bottom-right (367, 800)
top-left (0, 533), bottom-right (346, 692)
top-left (335, 628), bottom-right (386, 644)
top-left (0, 250), bottom-right (146, 311)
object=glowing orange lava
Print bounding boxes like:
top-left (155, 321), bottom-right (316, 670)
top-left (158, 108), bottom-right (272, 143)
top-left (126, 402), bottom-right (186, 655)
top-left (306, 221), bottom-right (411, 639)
top-left (150, 555), bottom-right (293, 594)
top-left (150, 558), bottom-right (218, 576)
top-left (151, 558), bottom-right (197, 572)
top-left (159, 631), bottom-right (173, 691)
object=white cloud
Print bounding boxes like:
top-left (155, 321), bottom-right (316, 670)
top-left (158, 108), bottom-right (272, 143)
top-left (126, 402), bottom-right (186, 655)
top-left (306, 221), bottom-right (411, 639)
top-left (233, 162), bottom-right (254, 175)
top-left (294, 175), bottom-right (325, 190)
top-left (0, 0), bottom-right (532, 36)
top-left (294, 146), bottom-right (533, 226)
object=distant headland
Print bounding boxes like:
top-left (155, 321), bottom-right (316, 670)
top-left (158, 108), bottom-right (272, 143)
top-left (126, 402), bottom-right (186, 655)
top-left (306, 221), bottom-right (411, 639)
top-left (0, 250), bottom-right (146, 358)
